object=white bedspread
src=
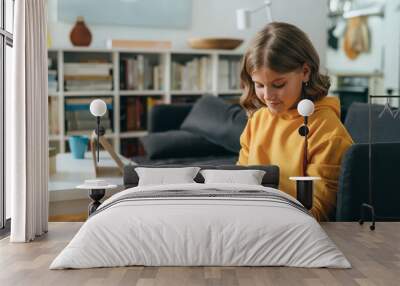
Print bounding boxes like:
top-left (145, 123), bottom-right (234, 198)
top-left (50, 183), bottom-right (351, 269)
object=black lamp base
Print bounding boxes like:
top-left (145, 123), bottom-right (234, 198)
top-left (290, 176), bottom-right (320, 210)
top-left (88, 189), bottom-right (105, 216)
top-left (296, 180), bottom-right (313, 210)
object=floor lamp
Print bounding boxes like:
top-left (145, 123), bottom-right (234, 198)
top-left (290, 99), bottom-right (320, 210)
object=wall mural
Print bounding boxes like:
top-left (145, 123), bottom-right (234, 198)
top-left (57, 0), bottom-right (192, 29)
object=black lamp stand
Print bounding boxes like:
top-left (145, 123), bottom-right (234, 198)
top-left (90, 118), bottom-right (124, 177)
top-left (295, 115), bottom-right (315, 210)
top-left (95, 116), bottom-right (105, 163)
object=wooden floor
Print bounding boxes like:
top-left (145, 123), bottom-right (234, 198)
top-left (49, 212), bottom-right (87, 222)
top-left (0, 222), bottom-right (399, 286)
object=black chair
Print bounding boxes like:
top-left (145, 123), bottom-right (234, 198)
top-left (337, 143), bottom-right (400, 221)
top-left (337, 102), bottom-right (400, 222)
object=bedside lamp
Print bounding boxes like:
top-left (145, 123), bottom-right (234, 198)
top-left (89, 99), bottom-right (125, 177)
top-left (76, 99), bottom-right (121, 216)
top-left (236, 0), bottom-right (272, 30)
top-left (289, 99), bottom-right (321, 210)
top-left (90, 99), bottom-right (107, 163)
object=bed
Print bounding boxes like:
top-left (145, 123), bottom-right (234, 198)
top-left (50, 165), bottom-right (350, 269)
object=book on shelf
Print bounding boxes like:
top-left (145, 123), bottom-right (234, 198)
top-left (65, 97), bottom-right (113, 110)
top-left (65, 81), bottom-right (113, 91)
top-left (66, 119), bottom-right (111, 131)
top-left (125, 97), bottom-right (136, 131)
top-left (120, 56), bottom-right (163, 90)
top-left (142, 57), bottom-right (153, 91)
top-left (65, 109), bottom-right (112, 132)
top-left (63, 63), bottom-right (113, 91)
top-left (48, 57), bottom-right (54, 68)
top-left (229, 60), bottom-right (241, 89)
top-left (48, 69), bottom-right (57, 80)
top-left (64, 75), bottom-right (112, 81)
top-left (48, 81), bottom-right (58, 93)
top-left (64, 63), bottom-right (113, 76)
top-left (171, 62), bottom-right (182, 90)
top-left (135, 97), bottom-right (143, 130)
top-left (65, 109), bottom-right (101, 120)
top-left (122, 58), bottom-right (139, 90)
top-left (120, 96), bottom-right (164, 132)
top-left (152, 65), bottom-right (163, 90)
top-left (65, 97), bottom-right (113, 132)
top-left (125, 97), bottom-right (146, 131)
top-left (219, 58), bottom-right (241, 90)
top-left (171, 56), bottom-right (212, 91)
top-left (219, 60), bottom-right (229, 90)
top-left (106, 39), bottom-right (172, 50)
top-left (64, 107), bottom-right (110, 120)
top-left (48, 97), bottom-right (59, 135)
top-left (48, 69), bottom-right (58, 93)
top-left (120, 138), bottom-right (146, 158)
top-left (199, 57), bottom-right (210, 91)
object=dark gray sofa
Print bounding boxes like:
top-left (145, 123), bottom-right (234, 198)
top-left (133, 102), bottom-right (242, 165)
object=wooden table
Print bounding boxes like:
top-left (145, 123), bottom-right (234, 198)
top-left (1, 222), bottom-right (399, 286)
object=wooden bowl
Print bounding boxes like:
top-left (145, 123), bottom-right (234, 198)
top-left (188, 38), bottom-right (243, 50)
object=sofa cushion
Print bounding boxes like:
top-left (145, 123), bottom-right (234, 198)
top-left (180, 95), bottom-right (247, 153)
top-left (148, 104), bottom-right (193, 132)
top-left (140, 130), bottom-right (231, 159)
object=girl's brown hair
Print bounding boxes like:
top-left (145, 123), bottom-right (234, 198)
top-left (240, 22), bottom-right (330, 116)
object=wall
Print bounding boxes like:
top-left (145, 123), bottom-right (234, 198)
top-left (326, 17), bottom-right (385, 74)
top-left (326, 0), bottom-right (400, 93)
top-left (383, 0), bottom-right (400, 92)
top-left (326, 0), bottom-right (387, 75)
top-left (48, 0), bottom-right (328, 67)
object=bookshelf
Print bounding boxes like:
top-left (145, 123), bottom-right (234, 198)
top-left (47, 47), bottom-right (243, 158)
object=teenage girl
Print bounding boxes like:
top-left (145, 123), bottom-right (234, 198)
top-left (237, 22), bottom-right (353, 221)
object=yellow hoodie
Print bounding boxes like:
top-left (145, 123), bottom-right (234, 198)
top-left (237, 96), bottom-right (353, 221)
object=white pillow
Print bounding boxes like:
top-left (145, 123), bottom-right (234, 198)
top-left (135, 167), bottom-right (200, 186)
top-left (200, 169), bottom-right (266, 185)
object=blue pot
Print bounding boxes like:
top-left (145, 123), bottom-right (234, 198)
top-left (69, 135), bottom-right (89, 159)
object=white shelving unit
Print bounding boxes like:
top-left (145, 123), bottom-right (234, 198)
top-left (48, 47), bottom-right (243, 157)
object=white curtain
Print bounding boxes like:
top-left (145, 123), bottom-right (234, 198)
top-left (9, 0), bottom-right (48, 242)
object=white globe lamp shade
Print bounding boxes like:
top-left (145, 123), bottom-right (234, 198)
top-left (297, 99), bottom-right (315, 117)
top-left (236, 9), bottom-right (251, 30)
top-left (90, 99), bottom-right (107, 117)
